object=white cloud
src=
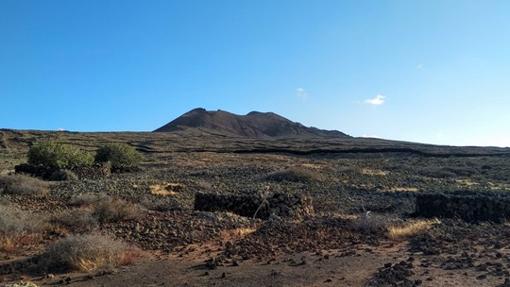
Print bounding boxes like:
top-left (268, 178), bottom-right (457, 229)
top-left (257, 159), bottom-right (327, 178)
top-left (296, 88), bottom-right (308, 101)
top-left (364, 94), bottom-right (385, 105)
top-left (416, 64), bottom-right (424, 70)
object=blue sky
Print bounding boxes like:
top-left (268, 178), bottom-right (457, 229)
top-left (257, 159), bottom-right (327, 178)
top-left (1, 0), bottom-right (509, 147)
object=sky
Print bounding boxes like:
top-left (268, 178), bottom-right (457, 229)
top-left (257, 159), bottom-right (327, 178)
top-left (1, 0), bottom-right (509, 147)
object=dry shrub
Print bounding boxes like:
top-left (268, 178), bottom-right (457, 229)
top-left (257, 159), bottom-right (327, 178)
top-left (350, 212), bottom-right (395, 234)
top-left (55, 197), bottom-right (140, 230)
top-left (1, 233), bottom-right (42, 254)
top-left (50, 209), bottom-right (97, 232)
top-left (0, 204), bottom-right (41, 234)
top-left (0, 174), bottom-right (49, 197)
top-left (92, 198), bottom-right (141, 223)
top-left (140, 196), bottom-right (181, 212)
top-left (39, 234), bottom-right (142, 272)
top-left (0, 204), bottom-right (44, 253)
top-left (69, 192), bottom-right (109, 207)
top-left (387, 219), bottom-right (440, 240)
top-left (264, 168), bottom-right (320, 183)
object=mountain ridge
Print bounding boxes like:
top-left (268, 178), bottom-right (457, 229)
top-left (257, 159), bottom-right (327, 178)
top-left (154, 108), bottom-right (350, 138)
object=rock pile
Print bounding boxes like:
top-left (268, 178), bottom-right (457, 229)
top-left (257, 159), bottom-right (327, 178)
top-left (222, 217), bottom-right (367, 260)
top-left (415, 192), bottom-right (510, 222)
top-left (194, 192), bottom-right (313, 219)
top-left (366, 260), bottom-right (419, 287)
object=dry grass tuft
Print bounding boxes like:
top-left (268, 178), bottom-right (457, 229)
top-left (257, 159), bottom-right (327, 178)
top-left (0, 174), bottom-right (49, 197)
top-left (92, 198), bottom-right (142, 223)
top-left (219, 227), bottom-right (257, 241)
top-left (0, 233), bottom-right (43, 254)
top-left (387, 219), bottom-right (440, 240)
top-left (54, 197), bottom-right (141, 231)
top-left (149, 182), bottom-right (185, 196)
top-left (360, 168), bottom-right (388, 176)
top-left (5, 282), bottom-right (40, 287)
top-left (50, 208), bottom-right (97, 232)
top-left (39, 234), bottom-right (142, 272)
top-left (350, 212), bottom-right (395, 234)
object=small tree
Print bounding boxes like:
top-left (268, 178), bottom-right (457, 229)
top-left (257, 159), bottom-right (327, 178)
top-left (28, 142), bottom-right (94, 170)
top-left (95, 143), bottom-right (142, 171)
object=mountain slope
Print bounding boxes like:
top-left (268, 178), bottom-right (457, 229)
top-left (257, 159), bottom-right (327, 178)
top-left (154, 108), bottom-right (350, 138)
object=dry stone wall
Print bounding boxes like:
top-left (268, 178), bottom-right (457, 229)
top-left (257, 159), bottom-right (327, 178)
top-left (415, 192), bottom-right (510, 222)
top-left (194, 192), bottom-right (314, 219)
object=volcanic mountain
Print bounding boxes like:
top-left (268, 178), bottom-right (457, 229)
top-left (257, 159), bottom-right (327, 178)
top-left (154, 108), bottom-right (350, 138)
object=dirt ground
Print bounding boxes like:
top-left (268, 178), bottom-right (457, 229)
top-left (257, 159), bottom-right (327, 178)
top-left (29, 243), bottom-right (507, 287)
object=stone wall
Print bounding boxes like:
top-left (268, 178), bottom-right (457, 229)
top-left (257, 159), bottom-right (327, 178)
top-left (14, 163), bottom-right (56, 179)
top-left (415, 192), bottom-right (510, 222)
top-left (194, 192), bottom-right (314, 219)
top-left (71, 163), bottom-right (111, 180)
top-left (14, 163), bottom-right (111, 180)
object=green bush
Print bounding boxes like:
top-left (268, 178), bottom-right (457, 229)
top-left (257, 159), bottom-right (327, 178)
top-left (28, 142), bottom-right (94, 169)
top-left (94, 143), bottom-right (142, 170)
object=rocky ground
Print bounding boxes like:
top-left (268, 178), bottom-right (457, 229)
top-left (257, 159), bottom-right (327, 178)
top-left (1, 130), bottom-right (510, 286)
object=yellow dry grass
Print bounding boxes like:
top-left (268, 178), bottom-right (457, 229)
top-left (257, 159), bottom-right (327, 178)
top-left (386, 187), bottom-right (419, 192)
top-left (361, 168), bottom-right (388, 176)
top-left (219, 227), bottom-right (257, 241)
top-left (74, 247), bottom-right (144, 272)
top-left (387, 219), bottom-right (440, 240)
top-left (149, 183), bottom-right (186, 196)
top-left (0, 235), bottom-right (16, 253)
top-left (76, 258), bottom-right (105, 272)
top-left (488, 182), bottom-right (510, 191)
top-left (455, 179), bottom-right (479, 187)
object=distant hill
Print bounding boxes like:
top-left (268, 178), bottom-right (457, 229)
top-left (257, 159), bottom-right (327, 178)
top-left (154, 108), bottom-right (350, 138)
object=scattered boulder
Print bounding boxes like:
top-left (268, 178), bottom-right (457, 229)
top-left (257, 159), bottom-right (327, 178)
top-left (194, 192), bottom-right (314, 219)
